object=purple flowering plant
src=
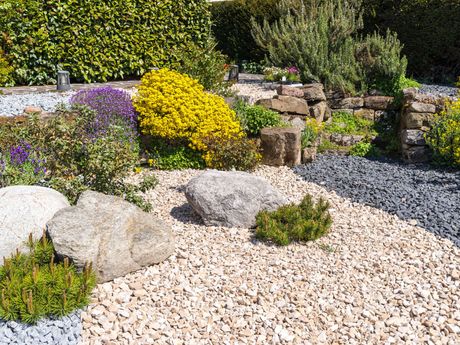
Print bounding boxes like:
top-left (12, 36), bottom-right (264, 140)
top-left (70, 87), bottom-right (138, 140)
top-left (0, 141), bottom-right (46, 187)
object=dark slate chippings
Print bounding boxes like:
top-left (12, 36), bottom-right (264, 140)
top-left (293, 155), bottom-right (460, 246)
top-left (0, 311), bottom-right (82, 345)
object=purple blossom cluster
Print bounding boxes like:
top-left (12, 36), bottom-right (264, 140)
top-left (70, 87), bottom-right (138, 138)
top-left (5, 142), bottom-right (46, 175)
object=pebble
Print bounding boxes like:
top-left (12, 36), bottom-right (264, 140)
top-left (294, 154), bottom-right (460, 246)
top-left (79, 166), bottom-right (460, 344)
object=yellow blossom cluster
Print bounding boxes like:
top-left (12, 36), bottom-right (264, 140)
top-left (133, 69), bottom-right (242, 152)
top-left (426, 97), bottom-right (460, 166)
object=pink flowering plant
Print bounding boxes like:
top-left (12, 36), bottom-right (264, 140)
top-left (263, 66), bottom-right (300, 83)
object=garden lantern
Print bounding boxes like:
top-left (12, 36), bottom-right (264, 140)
top-left (57, 70), bottom-right (71, 91)
top-left (228, 64), bottom-right (239, 82)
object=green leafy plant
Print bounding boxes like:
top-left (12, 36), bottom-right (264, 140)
top-left (171, 37), bottom-right (230, 95)
top-left (252, 0), bottom-right (408, 95)
top-left (356, 30), bottom-right (408, 96)
top-left (241, 61), bottom-right (265, 74)
top-left (0, 104), bottom-right (157, 211)
top-left (203, 137), bottom-right (261, 171)
top-left (324, 112), bottom-right (376, 136)
top-left (256, 194), bottom-right (332, 246)
top-left (0, 233), bottom-right (96, 324)
top-left (233, 100), bottom-right (282, 136)
top-left (349, 142), bottom-right (381, 157)
top-left (147, 139), bottom-right (206, 171)
top-left (425, 99), bottom-right (460, 167)
top-left (0, 0), bottom-right (211, 85)
top-left (317, 138), bottom-right (348, 153)
top-left (301, 118), bottom-right (322, 149)
top-left (0, 49), bottom-right (13, 86)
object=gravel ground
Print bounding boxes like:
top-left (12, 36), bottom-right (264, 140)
top-left (294, 155), bottom-right (460, 247)
top-left (231, 83), bottom-right (277, 104)
top-left (81, 166), bottom-right (460, 344)
top-left (419, 84), bottom-right (459, 98)
top-left (0, 311), bottom-right (82, 345)
top-left (0, 92), bottom-right (74, 116)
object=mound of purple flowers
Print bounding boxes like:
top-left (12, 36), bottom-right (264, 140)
top-left (70, 87), bottom-right (137, 136)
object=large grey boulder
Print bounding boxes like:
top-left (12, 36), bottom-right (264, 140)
top-left (0, 186), bottom-right (70, 259)
top-left (185, 170), bottom-right (288, 228)
top-left (47, 191), bottom-right (174, 283)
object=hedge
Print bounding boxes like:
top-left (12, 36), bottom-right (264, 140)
top-left (362, 0), bottom-right (460, 83)
top-left (0, 0), bottom-right (211, 85)
top-left (212, 0), bottom-right (460, 83)
top-left (210, 0), bottom-right (280, 63)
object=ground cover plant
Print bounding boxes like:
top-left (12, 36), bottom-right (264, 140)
top-left (256, 194), bottom-right (332, 246)
top-left (324, 112), bottom-right (376, 136)
top-left (233, 100), bottom-right (282, 136)
top-left (301, 118), bottom-right (322, 149)
top-left (0, 233), bottom-right (96, 324)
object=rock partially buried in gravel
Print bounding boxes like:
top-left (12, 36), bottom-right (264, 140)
top-left (47, 191), bottom-right (174, 283)
top-left (185, 170), bottom-right (288, 228)
top-left (0, 186), bottom-right (70, 259)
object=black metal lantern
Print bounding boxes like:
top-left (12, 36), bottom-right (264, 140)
top-left (228, 64), bottom-right (239, 82)
top-left (57, 71), bottom-right (71, 91)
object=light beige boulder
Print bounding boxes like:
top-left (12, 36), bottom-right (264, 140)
top-left (0, 186), bottom-right (70, 259)
top-left (47, 191), bottom-right (174, 283)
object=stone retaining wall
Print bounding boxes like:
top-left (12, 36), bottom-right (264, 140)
top-left (255, 84), bottom-right (457, 165)
top-left (399, 88), bottom-right (451, 163)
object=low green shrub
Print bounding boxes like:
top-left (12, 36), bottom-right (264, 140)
top-left (324, 112), bottom-right (376, 136)
top-left (0, 104), bottom-right (157, 211)
top-left (256, 194), bottom-right (332, 246)
top-left (349, 142), bottom-right (381, 157)
top-left (0, 233), bottom-right (96, 324)
top-left (241, 61), bottom-right (265, 74)
top-left (317, 139), bottom-right (348, 154)
top-left (233, 100), bottom-right (282, 136)
top-left (147, 139), bottom-right (206, 171)
top-left (425, 99), bottom-right (460, 167)
top-left (203, 137), bottom-right (261, 171)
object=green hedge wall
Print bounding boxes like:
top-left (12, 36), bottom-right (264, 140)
top-left (0, 0), bottom-right (211, 85)
top-left (362, 0), bottom-right (460, 83)
top-left (210, 0), bottom-right (280, 63)
top-left (212, 0), bottom-right (460, 83)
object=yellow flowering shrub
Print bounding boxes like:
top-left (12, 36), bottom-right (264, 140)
top-left (426, 97), bottom-right (460, 166)
top-left (133, 69), bottom-right (242, 152)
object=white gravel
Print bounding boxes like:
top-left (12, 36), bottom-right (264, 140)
top-left (81, 166), bottom-right (460, 344)
top-left (0, 92), bottom-right (74, 116)
top-left (231, 83), bottom-right (277, 104)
